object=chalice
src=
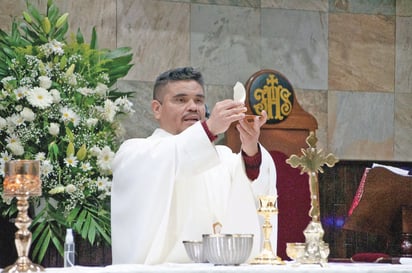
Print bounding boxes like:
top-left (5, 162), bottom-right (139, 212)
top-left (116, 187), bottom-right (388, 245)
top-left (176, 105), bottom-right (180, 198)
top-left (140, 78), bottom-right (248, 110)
top-left (2, 160), bottom-right (44, 273)
top-left (250, 195), bottom-right (284, 265)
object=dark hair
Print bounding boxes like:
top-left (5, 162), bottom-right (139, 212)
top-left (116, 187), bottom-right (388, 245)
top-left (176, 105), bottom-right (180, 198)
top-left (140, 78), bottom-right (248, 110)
top-left (153, 67), bottom-right (204, 101)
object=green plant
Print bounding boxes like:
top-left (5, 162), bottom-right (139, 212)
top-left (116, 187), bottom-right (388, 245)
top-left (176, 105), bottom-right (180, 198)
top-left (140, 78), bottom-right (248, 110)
top-left (0, 0), bottom-right (134, 263)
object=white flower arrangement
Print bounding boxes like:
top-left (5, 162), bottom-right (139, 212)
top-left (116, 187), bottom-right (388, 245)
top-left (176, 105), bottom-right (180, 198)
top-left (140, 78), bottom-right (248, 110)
top-left (0, 1), bottom-right (134, 262)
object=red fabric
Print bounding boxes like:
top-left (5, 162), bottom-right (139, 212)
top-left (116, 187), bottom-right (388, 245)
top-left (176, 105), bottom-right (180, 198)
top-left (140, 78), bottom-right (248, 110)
top-left (351, 252), bottom-right (390, 263)
top-left (201, 121), bottom-right (218, 142)
top-left (242, 148), bottom-right (261, 180)
top-left (270, 151), bottom-right (311, 260)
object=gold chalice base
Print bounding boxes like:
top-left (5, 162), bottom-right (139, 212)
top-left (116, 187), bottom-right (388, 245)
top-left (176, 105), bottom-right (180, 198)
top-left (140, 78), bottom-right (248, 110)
top-left (250, 249), bottom-right (285, 265)
top-left (3, 259), bottom-right (44, 273)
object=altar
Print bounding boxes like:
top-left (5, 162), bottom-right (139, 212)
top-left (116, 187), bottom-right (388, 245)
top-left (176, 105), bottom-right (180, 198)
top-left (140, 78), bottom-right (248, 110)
top-left (37, 262), bottom-right (412, 273)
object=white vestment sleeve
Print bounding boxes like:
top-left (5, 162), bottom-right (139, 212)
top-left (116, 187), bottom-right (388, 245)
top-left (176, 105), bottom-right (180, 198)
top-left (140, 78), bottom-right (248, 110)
top-left (111, 122), bottom-right (219, 264)
top-left (111, 122), bottom-right (278, 264)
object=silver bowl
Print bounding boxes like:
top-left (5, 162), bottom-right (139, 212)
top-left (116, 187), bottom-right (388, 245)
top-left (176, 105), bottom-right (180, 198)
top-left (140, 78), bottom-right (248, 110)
top-left (182, 240), bottom-right (208, 263)
top-left (202, 234), bottom-right (254, 265)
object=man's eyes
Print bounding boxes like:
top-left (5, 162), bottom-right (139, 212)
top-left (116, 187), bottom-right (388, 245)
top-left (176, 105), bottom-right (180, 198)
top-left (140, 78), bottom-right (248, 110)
top-left (173, 97), bottom-right (204, 105)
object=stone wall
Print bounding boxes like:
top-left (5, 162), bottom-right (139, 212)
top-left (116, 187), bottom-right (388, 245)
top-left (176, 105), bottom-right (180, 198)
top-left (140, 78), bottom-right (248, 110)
top-left (1, 0), bottom-right (410, 161)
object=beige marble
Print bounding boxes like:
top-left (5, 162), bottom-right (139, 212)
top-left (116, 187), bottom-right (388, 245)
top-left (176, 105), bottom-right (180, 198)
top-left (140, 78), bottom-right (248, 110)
top-left (190, 0), bottom-right (260, 7)
top-left (394, 93), bottom-right (412, 160)
top-left (117, 0), bottom-right (190, 82)
top-left (53, 0), bottom-right (117, 50)
top-left (328, 91), bottom-right (394, 160)
top-left (1, 0), bottom-right (411, 161)
top-left (117, 80), bottom-right (156, 139)
top-left (261, 0), bottom-right (328, 11)
top-left (329, 13), bottom-right (395, 92)
top-left (329, 0), bottom-right (395, 15)
top-left (396, 0), bottom-right (412, 16)
top-left (396, 16), bottom-right (412, 93)
top-left (190, 4), bottom-right (261, 85)
top-left (261, 9), bottom-right (328, 90)
top-left (0, 0), bottom-right (45, 32)
top-left (295, 89), bottom-right (328, 151)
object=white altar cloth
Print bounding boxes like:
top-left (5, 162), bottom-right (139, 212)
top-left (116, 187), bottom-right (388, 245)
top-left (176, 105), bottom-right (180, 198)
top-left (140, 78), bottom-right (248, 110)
top-left (41, 262), bottom-right (412, 273)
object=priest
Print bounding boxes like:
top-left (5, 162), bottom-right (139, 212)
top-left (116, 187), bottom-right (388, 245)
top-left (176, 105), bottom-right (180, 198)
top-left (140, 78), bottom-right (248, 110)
top-left (111, 66), bottom-right (277, 264)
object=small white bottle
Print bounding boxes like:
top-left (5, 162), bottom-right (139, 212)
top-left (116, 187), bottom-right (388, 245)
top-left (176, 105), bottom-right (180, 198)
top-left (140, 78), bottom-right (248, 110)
top-left (64, 228), bottom-right (75, 267)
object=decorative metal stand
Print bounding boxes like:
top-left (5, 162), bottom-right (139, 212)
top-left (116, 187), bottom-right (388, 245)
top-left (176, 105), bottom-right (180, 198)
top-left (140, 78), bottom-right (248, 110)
top-left (286, 132), bottom-right (338, 264)
top-left (250, 195), bottom-right (284, 265)
top-left (2, 160), bottom-right (44, 273)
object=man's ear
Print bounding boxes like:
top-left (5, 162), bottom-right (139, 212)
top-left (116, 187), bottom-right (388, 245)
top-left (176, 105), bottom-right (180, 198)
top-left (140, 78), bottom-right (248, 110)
top-left (151, 100), bottom-right (161, 120)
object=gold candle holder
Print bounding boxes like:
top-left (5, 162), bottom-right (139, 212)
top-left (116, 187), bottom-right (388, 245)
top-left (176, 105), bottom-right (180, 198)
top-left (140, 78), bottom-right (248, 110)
top-left (250, 195), bottom-right (284, 265)
top-left (2, 160), bottom-right (45, 273)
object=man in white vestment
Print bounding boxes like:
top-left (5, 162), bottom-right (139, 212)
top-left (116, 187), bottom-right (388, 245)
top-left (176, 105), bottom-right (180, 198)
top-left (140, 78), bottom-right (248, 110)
top-left (111, 67), bottom-right (277, 264)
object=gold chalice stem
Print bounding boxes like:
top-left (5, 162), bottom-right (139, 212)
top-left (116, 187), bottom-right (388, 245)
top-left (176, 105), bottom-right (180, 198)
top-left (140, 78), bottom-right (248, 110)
top-left (3, 194), bottom-right (44, 273)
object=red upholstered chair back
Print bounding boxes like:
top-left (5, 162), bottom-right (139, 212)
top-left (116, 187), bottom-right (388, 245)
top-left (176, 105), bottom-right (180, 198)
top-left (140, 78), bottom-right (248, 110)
top-left (270, 150), bottom-right (311, 260)
top-left (225, 69), bottom-right (318, 261)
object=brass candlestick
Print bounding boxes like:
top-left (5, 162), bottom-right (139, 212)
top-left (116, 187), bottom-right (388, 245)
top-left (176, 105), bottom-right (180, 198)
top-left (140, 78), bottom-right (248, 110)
top-left (286, 132), bottom-right (338, 264)
top-left (250, 195), bottom-right (284, 265)
top-left (2, 160), bottom-right (45, 273)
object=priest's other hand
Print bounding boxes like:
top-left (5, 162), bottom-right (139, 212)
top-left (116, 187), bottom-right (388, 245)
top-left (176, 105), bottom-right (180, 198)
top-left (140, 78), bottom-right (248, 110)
top-left (206, 99), bottom-right (246, 135)
top-left (237, 110), bottom-right (267, 156)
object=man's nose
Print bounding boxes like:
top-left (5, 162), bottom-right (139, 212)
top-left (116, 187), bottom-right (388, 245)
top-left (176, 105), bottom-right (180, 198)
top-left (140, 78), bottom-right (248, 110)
top-left (187, 99), bottom-right (198, 110)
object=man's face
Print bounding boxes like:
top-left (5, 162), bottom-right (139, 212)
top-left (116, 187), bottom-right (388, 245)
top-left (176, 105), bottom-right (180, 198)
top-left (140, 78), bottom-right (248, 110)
top-left (151, 80), bottom-right (206, 135)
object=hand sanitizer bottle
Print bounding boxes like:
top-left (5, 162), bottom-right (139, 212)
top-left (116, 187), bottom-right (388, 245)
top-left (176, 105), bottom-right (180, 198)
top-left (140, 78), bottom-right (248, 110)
top-left (64, 228), bottom-right (75, 267)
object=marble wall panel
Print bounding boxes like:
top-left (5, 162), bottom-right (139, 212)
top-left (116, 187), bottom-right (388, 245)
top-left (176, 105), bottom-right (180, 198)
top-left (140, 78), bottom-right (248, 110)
top-left (395, 16), bottom-right (412, 93)
top-left (328, 91), bottom-right (394, 160)
top-left (0, 0), bottom-right (45, 32)
top-left (397, 0), bottom-right (412, 16)
top-left (261, 8), bottom-right (328, 90)
top-left (190, 4), bottom-right (260, 85)
top-left (394, 93), bottom-right (412, 160)
top-left (329, 13), bottom-right (395, 92)
top-left (116, 80), bottom-right (156, 140)
top-left (53, 0), bottom-right (117, 50)
top-left (261, 0), bottom-right (328, 11)
top-left (295, 89), bottom-right (328, 151)
top-left (189, 0), bottom-right (259, 7)
top-left (117, 0), bottom-right (190, 82)
top-left (329, 0), bottom-right (395, 15)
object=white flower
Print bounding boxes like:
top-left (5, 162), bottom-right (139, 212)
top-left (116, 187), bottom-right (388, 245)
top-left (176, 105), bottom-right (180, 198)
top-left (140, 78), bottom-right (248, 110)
top-left (89, 146), bottom-right (101, 156)
top-left (26, 87), bottom-right (53, 109)
top-left (95, 82), bottom-right (108, 96)
top-left (86, 118), bottom-right (98, 127)
top-left (35, 152), bottom-right (46, 161)
top-left (7, 113), bottom-right (24, 127)
top-left (80, 162), bottom-right (92, 171)
top-left (97, 146), bottom-right (115, 172)
top-left (1, 76), bottom-right (15, 90)
top-left (50, 39), bottom-right (64, 55)
top-left (20, 107), bottom-right (36, 122)
top-left (95, 176), bottom-right (110, 191)
top-left (38, 76), bottom-right (52, 89)
top-left (65, 184), bottom-right (76, 193)
top-left (60, 107), bottom-right (80, 127)
top-left (0, 151), bottom-right (11, 162)
top-left (77, 87), bottom-right (94, 96)
top-left (6, 135), bottom-right (24, 156)
top-left (14, 87), bottom-right (29, 100)
top-left (102, 99), bottom-right (118, 122)
top-left (41, 160), bottom-right (53, 177)
top-left (48, 123), bottom-right (60, 136)
top-left (50, 89), bottom-right (61, 103)
top-left (115, 97), bottom-right (135, 114)
top-left (64, 155), bottom-right (78, 167)
top-left (0, 117), bottom-right (7, 130)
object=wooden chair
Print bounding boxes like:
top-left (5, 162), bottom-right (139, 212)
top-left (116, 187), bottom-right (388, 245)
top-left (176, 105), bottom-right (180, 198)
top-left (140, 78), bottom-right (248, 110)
top-left (225, 69), bottom-right (318, 260)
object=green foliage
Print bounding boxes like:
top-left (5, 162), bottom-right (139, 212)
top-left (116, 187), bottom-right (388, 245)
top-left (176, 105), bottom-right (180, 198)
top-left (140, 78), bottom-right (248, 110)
top-left (0, 0), bottom-right (134, 263)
